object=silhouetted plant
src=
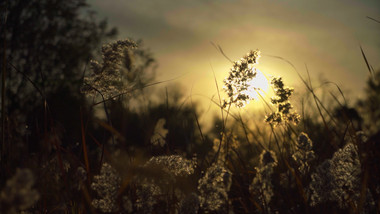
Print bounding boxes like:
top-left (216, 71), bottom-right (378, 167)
top-left (0, 6), bottom-right (379, 212)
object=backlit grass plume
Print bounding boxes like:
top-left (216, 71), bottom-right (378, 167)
top-left (198, 163), bottom-right (232, 212)
top-left (81, 39), bottom-right (138, 99)
top-left (223, 50), bottom-right (261, 108)
top-left (308, 142), bottom-right (367, 209)
top-left (250, 150), bottom-right (278, 212)
top-left (265, 77), bottom-right (300, 127)
top-left (292, 132), bottom-right (316, 175)
top-left (91, 163), bottom-right (121, 213)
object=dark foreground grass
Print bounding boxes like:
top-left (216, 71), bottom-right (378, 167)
top-left (0, 38), bottom-right (379, 214)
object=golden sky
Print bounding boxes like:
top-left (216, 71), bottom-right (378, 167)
top-left (88, 0), bottom-right (380, 122)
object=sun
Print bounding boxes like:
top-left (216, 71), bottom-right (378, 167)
top-left (246, 69), bottom-right (270, 100)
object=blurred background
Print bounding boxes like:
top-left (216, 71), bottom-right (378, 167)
top-left (87, 0), bottom-right (380, 116)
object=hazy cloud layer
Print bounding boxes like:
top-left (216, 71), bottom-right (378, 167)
top-left (88, 0), bottom-right (380, 110)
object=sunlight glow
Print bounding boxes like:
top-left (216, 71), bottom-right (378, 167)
top-left (246, 69), bottom-right (269, 100)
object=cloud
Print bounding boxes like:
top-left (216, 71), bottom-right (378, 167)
top-left (87, 0), bottom-right (380, 110)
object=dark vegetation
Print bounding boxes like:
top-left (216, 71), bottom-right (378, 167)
top-left (0, 0), bottom-right (379, 213)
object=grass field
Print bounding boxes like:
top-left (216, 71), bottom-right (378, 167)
top-left (0, 37), bottom-right (379, 214)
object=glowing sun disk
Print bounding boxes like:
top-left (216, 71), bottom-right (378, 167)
top-left (246, 69), bottom-right (269, 100)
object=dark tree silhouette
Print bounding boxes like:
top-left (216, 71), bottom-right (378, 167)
top-left (0, 0), bottom-right (117, 171)
top-left (357, 70), bottom-right (380, 135)
top-left (1, 0), bottom-right (116, 109)
top-left (0, 0), bottom-right (120, 211)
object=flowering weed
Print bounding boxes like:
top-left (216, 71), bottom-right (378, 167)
top-left (2, 37), bottom-right (379, 214)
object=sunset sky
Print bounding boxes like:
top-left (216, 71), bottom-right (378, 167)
top-left (87, 0), bottom-right (380, 118)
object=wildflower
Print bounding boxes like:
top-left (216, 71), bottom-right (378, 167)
top-left (129, 155), bottom-right (197, 213)
top-left (308, 142), bottom-right (364, 208)
top-left (259, 150), bottom-right (278, 166)
top-left (91, 163), bottom-right (121, 213)
top-left (223, 50), bottom-right (261, 108)
top-left (144, 155), bottom-right (196, 177)
top-left (198, 163), bottom-right (232, 212)
top-left (0, 169), bottom-right (40, 212)
top-left (42, 156), bottom-right (71, 183)
top-left (250, 150), bottom-right (278, 211)
top-left (150, 118), bottom-right (169, 147)
top-left (270, 77), bottom-right (293, 104)
top-left (265, 77), bottom-right (300, 127)
top-left (81, 39), bottom-right (138, 99)
top-left (135, 182), bottom-right (161, 214)
top-left (292, 132), bottom-right (315, 174)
